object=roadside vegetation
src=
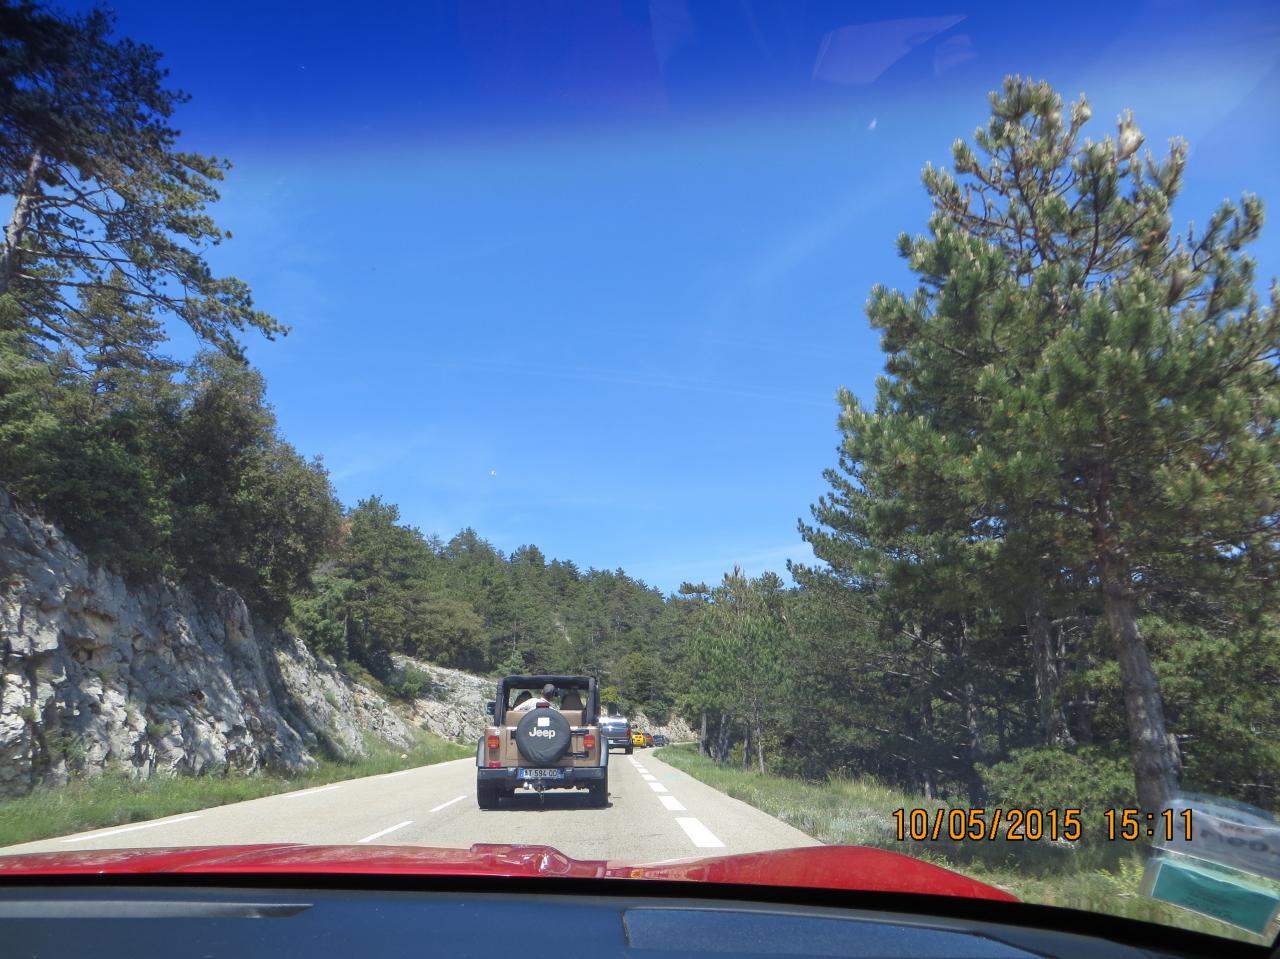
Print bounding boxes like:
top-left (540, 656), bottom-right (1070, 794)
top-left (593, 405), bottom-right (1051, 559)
top-left (657, 747), bottom-right (1266, 945)
top-left (0, 731), bottom-right (468, 848)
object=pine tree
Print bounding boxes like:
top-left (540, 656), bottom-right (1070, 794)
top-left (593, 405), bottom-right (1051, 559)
top-left (805, 77), bottom-right (1280, 811)
top-left (0, 1), bottom-right (283, 358)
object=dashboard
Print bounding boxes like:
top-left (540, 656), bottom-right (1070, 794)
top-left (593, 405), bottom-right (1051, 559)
top-left (0, 880), bottom-right (1266, 959)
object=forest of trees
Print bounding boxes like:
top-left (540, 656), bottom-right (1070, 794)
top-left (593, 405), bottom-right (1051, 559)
top-left (1, 5), bottom-right (1276, 818)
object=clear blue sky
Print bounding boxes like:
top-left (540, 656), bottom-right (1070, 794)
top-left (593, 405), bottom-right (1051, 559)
top-left (74, 0), bottom-right (1280, 592)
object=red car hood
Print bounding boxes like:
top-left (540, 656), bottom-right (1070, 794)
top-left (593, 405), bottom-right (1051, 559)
top-left (0, 843), bottom-right (1015, 901)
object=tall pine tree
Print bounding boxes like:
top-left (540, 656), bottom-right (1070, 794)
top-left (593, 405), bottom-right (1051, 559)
top-left (806, 77), bottom-right (1279, 811)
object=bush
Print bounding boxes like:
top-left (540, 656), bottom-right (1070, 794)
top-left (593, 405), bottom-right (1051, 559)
top-left (980, 746), bottom-right (1135, 815)
top-left (386, 665), bottom-right (433, 701)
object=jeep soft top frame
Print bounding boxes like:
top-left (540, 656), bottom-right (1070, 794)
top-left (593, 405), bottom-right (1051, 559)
top-left (492, 675), bottom-right (599, 726)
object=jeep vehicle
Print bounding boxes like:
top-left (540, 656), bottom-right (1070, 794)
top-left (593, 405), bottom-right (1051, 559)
top-left (476, 675), bottom-right (608, 808)
top-left (600, 711), bottom-right (633, 754)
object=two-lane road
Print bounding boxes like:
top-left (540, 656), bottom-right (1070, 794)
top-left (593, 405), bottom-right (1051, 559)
top-left (0, 750), bottom-right (818, 862)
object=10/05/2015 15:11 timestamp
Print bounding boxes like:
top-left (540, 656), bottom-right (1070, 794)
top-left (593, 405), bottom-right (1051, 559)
top-left (892, 807), bottom-right (1194, 843)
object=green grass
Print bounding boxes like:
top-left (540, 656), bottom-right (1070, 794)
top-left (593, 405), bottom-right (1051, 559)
top-left (656, 746), bottom-right (1268, 946)
top-left (0, 730), bottom-right (470, 848)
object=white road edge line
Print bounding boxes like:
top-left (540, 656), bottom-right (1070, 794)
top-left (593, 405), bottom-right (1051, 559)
top-left (280, 783), bottom-right (344, 799)
top-left (358, 820), bottom-right (413, 844)
top-left (676, 817), bottom-right (725, 849)
top-left (381, 769), bottom-right (414, 779)
top-left (430, 794), bottom-right (468, 813)
top-left (647, 781), bottom-right (669, 793)
top-left (59, 815), bottom-right (201, 843)
top-left (658, 795), bottom-right (686, 811)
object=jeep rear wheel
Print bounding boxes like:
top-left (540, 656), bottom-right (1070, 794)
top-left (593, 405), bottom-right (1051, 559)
top-left (589, 772), bottom-right (608, 807)
top-left (477, 780), bottom-right (500, 809)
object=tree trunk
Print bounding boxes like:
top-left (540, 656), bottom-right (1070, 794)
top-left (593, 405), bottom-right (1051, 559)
top-left (698, 712), bottom-right (708, 756)
top-left (0, 150), bottom-right (44, 295)
top-left (756, 729), bottom-right (765, 774)
top-left (741, 723), bottom-right (751, 770)
top-left (1073, 692), bottom-right (1095, 745)
top-left (715, 713), bottom-right (733, 762)
top-left (1028, 600), bottom-right (1075, 747)
top-left (917, 698), bottom-right (935, 800)
top-left (1100, 550), bottom-right (1180, 812)
top-left (962, 679), bottom-right (987, 805)
top-left (950, 622), bottom-right (989, 804)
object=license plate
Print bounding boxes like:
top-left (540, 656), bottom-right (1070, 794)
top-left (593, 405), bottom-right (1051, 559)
top-left (518, 768), bottom-right (564, 780)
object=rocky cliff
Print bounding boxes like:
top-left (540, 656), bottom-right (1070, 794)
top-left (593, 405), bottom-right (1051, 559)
top-left (0, 486), bottom-right (491, 797)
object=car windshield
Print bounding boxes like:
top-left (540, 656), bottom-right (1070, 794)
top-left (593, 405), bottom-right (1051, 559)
top-left (1, 0), bottom-right (1279, 948)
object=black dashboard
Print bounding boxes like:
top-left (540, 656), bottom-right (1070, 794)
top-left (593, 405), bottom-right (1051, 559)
top-left (1, 879), bottom-right (1271, 959)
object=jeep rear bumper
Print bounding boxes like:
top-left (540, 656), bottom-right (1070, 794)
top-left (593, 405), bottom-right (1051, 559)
top-left (477, 765), bottom-right (606, 785)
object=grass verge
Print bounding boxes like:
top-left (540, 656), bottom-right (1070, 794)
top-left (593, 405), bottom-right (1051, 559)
top-left (656, 745), bottom-right (1266, 945)
top-left (0, 730), bottom-right (470, 849)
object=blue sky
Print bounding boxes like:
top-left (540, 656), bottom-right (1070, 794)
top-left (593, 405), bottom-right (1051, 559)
top-left (73, 1), bottom-right (1280, 592)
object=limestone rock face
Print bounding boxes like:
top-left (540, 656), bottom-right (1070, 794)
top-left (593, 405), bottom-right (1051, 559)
top-left (394, 655), bottom-right (494, 744)
top-left (632, 713), bottom-right (696, 744)
top-left (0, 485), bottom-right (419, 795)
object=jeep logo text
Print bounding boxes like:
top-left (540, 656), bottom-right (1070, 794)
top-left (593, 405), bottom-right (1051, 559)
top-left (528, 728), bottom-right (557, 739)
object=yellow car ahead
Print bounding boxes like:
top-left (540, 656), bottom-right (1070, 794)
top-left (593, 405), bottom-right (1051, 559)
top-left (631, 731), bottom-right (646, 748)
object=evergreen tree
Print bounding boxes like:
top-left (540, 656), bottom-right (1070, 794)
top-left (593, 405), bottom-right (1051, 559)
top-left (0, 1), bottom-right (282, 358)
top-left (804, 77), bottom-right (1280, 810)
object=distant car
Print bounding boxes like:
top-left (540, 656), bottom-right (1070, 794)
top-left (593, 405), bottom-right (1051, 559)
top-left (652, 734), bottom-right (668, 747)
top-left (631, 731), bottom-right (646, 748)
top-left (601, 714), bottom-right (633, 754)
top-left (644, 733), bottom-right (654, 748)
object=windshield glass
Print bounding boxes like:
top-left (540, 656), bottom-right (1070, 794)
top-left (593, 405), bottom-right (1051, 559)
top-left (1, 0), bottom-right (1279, 947)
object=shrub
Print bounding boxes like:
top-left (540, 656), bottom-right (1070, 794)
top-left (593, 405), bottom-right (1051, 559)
top-left (386, 665), bottom-right (433, 701)
top-left (980, 746), bottom-right (1135, 815)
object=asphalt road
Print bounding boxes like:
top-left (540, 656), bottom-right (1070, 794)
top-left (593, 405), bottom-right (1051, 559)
top-left (0, 749), bottom-right (818, 863)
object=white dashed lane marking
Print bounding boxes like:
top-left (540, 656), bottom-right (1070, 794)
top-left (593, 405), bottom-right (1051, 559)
top-left (279, 784), bottom-right (343, 800)
top-left (358, 820), bottom-right (413, 844)
top-left (429, 794), bottom-right (468, 813)
top-left (676, 817), bottom-right (725, 848)
top-left (632, 754), bottom-right (724, 850)
top-left (59, 815), bottom-right (201, 843)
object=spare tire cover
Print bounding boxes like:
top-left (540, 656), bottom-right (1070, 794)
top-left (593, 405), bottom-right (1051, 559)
top-left (515, 707), bottom-right (571, 764)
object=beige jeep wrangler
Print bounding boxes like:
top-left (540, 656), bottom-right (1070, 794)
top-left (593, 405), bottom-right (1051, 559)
top-left (476, 675), bottom-right (608, 809)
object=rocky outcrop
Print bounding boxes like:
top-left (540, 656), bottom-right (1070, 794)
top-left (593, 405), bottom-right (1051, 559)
top-left (633, 712), bottom-right (696, 743)
top-left (0, 486), bottom-right (479, 797)
top-left (393, 655), bottom-right (494, 744)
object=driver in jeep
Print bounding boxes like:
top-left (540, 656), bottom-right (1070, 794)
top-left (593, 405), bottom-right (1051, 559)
top-left (511, 683), bottom-right (557, 713)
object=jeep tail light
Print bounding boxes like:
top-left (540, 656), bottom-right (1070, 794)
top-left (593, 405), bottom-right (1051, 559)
top-left (583, 734), bottom-right (596, 750)
top-left (486, 735), bottom-right (500, 751)
top-left (487, 761), bottom-right (500, 768)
